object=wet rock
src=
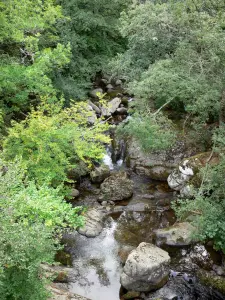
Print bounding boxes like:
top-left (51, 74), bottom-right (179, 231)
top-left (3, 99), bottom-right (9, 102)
top-left (145, 276), bottom-right (195, 300)
top-left (89, 88), bottom-right (103, 99)
top-left (100, 171), bottom-right (134, 201)
top-left (213, 265), bottom-right (225, 277)
top-left (55, 250), bottom-right (73, 266)
top-left (154, 222), bottom-right (196, 247)
top-left (122, 291), bottom-right (141, 299)
top-left (118, 245), bottom-right (135, 264)
top-left (197, 269), bottom-right (225, 295)
top-left (41, 264), bottom-right (74, 283)
top-left (77, 208), bottom-right (104, 237)
top-left (127, 140), bottom-right (190, 181)
top-left (90, 165), bottom-right (110, 183)
top-left (189, 244), bottom-right (213, 270)
top-left (49, 283), bottom-right (91, 300)
top-left (120, 242), bottom-right (171, 292)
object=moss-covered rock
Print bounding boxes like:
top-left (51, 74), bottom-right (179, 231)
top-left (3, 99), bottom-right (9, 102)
top-left (197, 269), bottom-right (225, 294)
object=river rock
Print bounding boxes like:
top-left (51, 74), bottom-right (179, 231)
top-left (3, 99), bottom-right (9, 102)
top-left (77, 208), bottom-right (104, 237)
top-left (120, 242), bottom-right (171, 292)
top-left (90, 165), bottom-right (110, 183)
top-left (167, 160), bottom-right (194, 191)
top-left (41, 264), bottom-right (73, 283)
top-left (70, 188), bottom-right (80, 198)
top-left (116, 107), bottom-right (128, 115)
top-left (88, 100), bottom-right (101, 114)
top-left (99, 171), bottom-right (134, 201)
top-left (109, 97), bottom-right (121, 114)
top-left (154, 222), bottom-right (196, 247)
top-left (115, 79), bottom-right (122, 86)
top-left (49, 283), bottom-right (91, 300)
top-left (89, 88), bottom-right (103, 99)
top-left (127, 139), bottom-right (192, 181)
top-left (167, 152), bottom-right (219, 194)
top-left (196, 269), bottom-right (225, 295)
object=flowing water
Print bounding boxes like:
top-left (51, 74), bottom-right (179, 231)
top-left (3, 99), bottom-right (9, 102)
top-left (67, 143), bottom-right (225, 300)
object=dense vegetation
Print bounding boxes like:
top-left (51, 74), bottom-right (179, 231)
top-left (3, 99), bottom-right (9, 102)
top-left (0, 0), bottom-right (225, 298)
top-left (112, 0), bottom-right (225, 252)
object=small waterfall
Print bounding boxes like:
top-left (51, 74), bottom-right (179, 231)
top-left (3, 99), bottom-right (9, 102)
top-left (103, 147), bottom-right (114, 170)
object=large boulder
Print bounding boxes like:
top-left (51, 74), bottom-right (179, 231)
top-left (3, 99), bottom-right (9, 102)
top-left (127, 139), bottom-right (194, 181)
top-left (77, 208), bottom-right (104, 237)
top-left (154, 222), bottom-right (196, 247)
top-left (99, 171), bottom-right (134, 201)
top-left (101, 97), bottom-right (121, 117)
top-left (90, 165), bottom-right (110, 183)
top-left (120, 242), bottom-right (171, 292)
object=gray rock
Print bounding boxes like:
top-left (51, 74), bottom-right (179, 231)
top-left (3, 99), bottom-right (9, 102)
top-left (106, 83), bottom-right (114, 91)
top-left (115, 79), bottom-right (122, 86)
top-left (89, 88), bottom-right (103, 99)
top-left (127, 140), bottom-right (189, 181)
top-left (154, 222), bottom-right (195, 247)
top-left (100, 171), bottom-right (134, 201)
top-left (90, 165), bottom-right (110, 183)
top-left (77, 208), bottom-right (104, 237)
top-left (109, 97), bottom-right (121, 114)
top-left (87, 105), bottom-right (97, 124)
top-left (101, 97), bottom-right (122, 117)
top-left (116, 107), bottom-right (128, 115)
top-left (49, 283), bottom-right (90, 300)
top-left (167, 160), bottom-right (194, 191)
top-left (70, 188), bottom-right (80, 198)
top-left (41, 264), bottom-right (73, 283)
top-left (88, 100), bottom-right (101, 114)
top-left (120, 242), bottom-right (170, 292)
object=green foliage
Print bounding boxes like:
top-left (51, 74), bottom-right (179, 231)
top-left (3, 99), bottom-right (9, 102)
top-left (0, 44), bottom-right (71, 115)
top-left (3, 100), bottom-right (110, 187)
top-left (0, 160), bottom-right (84, 299)
top-left (0, 0), bottom-right (70, 121)
top-left (111, 0), bottom-right (225, 123)
top-left (117, 112), bottom-right (176, 152)
top-left (54, 0), bottom-right (130, 99)
top-left (173, 126), bottom-right (225, 252)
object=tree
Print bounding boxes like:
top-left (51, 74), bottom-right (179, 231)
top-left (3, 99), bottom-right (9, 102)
top-left (0, 160), bottom-right (84, 299)
top-left (3, 99), bottom-right (110, 187)
top-left (54, 0), bottom-right (130, 100)
top-left (0, 0), bottom-right (70, 122)
top-left (111, 0), bottom-right (225, 124)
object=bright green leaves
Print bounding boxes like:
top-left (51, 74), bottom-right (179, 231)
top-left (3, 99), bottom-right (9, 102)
top-left (0, 0), bottom-right (63, 46)
top-left (3, 100), bottom-right (110, 187)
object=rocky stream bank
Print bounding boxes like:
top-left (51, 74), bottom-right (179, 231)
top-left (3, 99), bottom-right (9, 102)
top-left (51, 81), bottom-right (225, 300)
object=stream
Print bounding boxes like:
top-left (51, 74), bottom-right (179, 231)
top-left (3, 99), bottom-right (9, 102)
top-left (62, 137), bottom-right (225, 300)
